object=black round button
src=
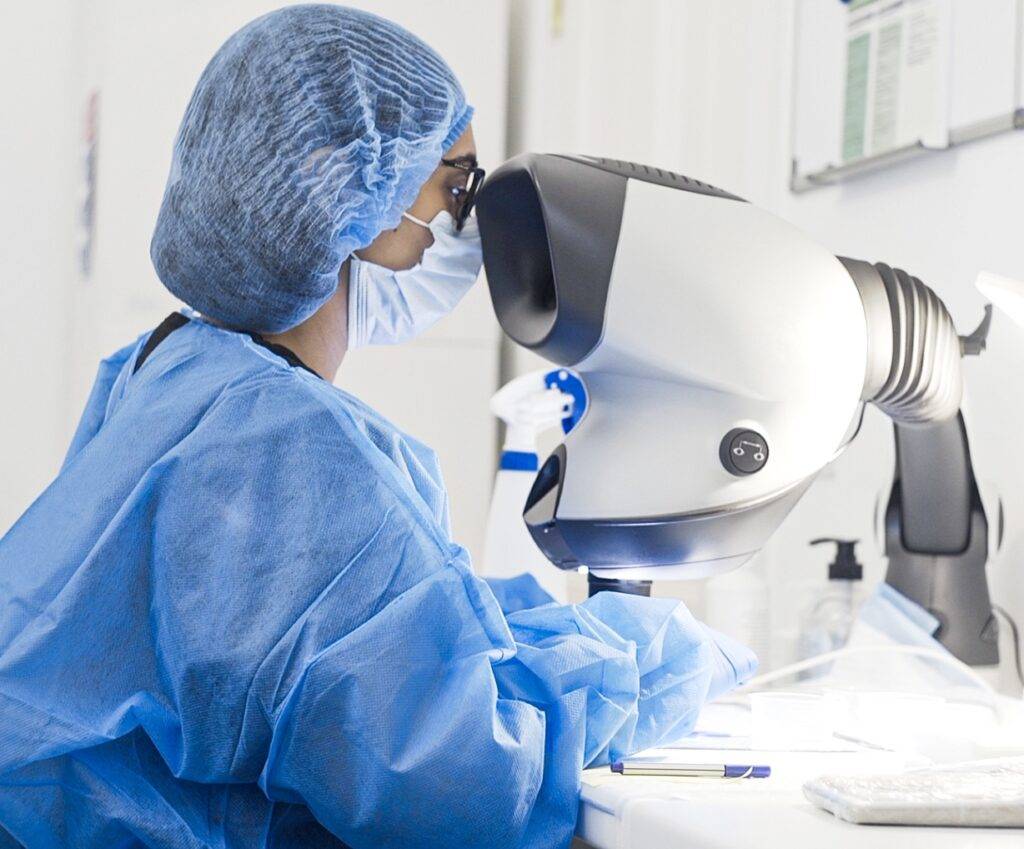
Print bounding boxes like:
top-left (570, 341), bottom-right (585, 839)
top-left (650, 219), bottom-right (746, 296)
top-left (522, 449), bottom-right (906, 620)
top-left (720, 428), bottom-right (769, 476)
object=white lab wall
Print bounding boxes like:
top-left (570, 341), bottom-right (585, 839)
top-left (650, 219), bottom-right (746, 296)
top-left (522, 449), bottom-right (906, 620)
top-left (0, 2), bottom-right (78, 534)
top-left (508, 0), bottom-right (1024, 672)
top-left (2, 0), bottom-right (508, 561)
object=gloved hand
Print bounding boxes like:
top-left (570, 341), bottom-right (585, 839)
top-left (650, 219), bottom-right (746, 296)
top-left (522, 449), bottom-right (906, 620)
top-left (701, 624), bottom-right (758, 701)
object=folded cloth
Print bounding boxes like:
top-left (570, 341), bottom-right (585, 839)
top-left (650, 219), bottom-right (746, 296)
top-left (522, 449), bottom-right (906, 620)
top-left (804, 757), bottom-right (1024, 827)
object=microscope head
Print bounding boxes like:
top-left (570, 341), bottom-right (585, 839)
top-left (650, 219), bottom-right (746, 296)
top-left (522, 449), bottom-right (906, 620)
top-left (476, 153), bottom-right (963, 580)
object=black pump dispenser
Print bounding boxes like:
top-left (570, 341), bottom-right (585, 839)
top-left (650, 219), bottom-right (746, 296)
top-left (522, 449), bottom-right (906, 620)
top-left (810, 538), bottom-right (863, 581)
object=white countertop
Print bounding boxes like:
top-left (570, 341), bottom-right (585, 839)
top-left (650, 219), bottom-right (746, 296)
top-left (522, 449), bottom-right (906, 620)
top-left (575, 701), bottom-right (1024, 848)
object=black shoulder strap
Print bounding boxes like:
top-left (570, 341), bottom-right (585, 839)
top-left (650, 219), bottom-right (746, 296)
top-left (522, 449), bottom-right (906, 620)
top-left (133, 312), bottom-right (190, 374)
top-left (132, 312), bottom-right (320, 379)
top-left (247, 333), bottom-right (319, 378)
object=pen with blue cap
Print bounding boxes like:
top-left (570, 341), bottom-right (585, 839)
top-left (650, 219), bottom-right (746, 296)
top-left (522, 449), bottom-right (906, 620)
top-left (610, 761), bottom-right (771, 778)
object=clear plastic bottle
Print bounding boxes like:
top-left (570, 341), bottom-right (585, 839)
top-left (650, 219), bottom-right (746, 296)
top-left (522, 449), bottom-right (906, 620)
top-left (798, 538), bottom-right (863, 666)
top-left (480, 369), bottom-right (585, 603)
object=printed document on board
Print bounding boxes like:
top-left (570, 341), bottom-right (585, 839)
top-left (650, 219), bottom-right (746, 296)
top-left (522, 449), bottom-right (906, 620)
top-left (841, 0), bottom-right (952, 163)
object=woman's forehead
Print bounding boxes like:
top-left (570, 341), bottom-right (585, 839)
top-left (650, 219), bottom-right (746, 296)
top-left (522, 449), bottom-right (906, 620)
top-left (444, 125), bottom-right (476, 161)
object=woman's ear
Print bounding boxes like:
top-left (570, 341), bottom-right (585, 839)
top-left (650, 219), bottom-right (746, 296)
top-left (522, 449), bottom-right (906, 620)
top-left (356, 216), bottom-right (435, 271)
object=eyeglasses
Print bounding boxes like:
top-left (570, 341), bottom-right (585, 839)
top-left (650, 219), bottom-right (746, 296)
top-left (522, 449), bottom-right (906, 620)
top-left (441, 157), bottom-right (485, 231)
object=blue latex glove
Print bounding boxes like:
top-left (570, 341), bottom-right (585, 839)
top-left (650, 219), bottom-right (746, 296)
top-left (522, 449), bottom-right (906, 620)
top-left (702, 624), bottom-right (759, 700)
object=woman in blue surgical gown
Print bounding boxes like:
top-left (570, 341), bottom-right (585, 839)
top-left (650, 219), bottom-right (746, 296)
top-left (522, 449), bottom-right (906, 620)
top-left (0, 6), bottom-right (755, 848)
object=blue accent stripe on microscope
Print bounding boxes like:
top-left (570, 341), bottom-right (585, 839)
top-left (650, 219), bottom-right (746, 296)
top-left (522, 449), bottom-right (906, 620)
top-left (500, 451), bottom-right (540, 471)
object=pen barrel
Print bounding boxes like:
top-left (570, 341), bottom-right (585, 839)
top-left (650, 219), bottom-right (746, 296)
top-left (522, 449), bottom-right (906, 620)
top-left (612, 762), bottom-right (771, 779)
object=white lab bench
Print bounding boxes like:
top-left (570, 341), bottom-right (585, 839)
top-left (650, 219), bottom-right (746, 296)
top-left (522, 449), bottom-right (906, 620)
top-left (574, 702), bottom-right (1024, 848)
top-left (575, 760), bottom-right (1024, 847)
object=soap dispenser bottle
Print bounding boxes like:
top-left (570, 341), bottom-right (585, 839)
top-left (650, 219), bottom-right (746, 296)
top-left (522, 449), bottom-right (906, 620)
top-left (798, 538), bottom-right (864, 663)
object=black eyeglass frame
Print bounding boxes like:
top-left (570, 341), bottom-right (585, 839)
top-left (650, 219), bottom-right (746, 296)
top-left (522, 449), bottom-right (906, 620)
top-left (441, 157), bottom-right (486, 231)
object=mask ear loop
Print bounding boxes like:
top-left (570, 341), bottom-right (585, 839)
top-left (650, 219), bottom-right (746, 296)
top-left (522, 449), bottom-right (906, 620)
top-left (402, 211), bottom-right (431, 229)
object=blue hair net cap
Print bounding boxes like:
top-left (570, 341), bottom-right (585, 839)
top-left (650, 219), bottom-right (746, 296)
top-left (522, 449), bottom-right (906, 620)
top-left (150, 4), bottom-right (473, 333)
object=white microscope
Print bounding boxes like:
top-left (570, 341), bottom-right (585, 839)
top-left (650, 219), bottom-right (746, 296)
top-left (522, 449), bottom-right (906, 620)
top-left (475, 153), bottom-right (980, 604)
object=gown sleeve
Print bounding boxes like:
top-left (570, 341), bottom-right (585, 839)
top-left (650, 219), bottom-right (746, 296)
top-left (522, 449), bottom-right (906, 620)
top-left (259, 550), bottom-right (715, 849)
top-left (484, 572), bottom-right (556, 616)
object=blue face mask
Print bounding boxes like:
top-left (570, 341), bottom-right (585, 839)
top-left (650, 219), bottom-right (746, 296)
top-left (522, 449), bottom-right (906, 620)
top-left (347, 210), bottom-right (482, 349)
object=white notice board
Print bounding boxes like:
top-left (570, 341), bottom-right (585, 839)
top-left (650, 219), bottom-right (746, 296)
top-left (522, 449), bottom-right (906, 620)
top-left (792, 0), bottom-right (1024, 191)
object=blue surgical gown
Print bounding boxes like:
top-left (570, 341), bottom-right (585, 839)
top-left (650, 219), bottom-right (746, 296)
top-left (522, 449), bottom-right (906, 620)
top-left (0, 315), bottom-right (724, 849)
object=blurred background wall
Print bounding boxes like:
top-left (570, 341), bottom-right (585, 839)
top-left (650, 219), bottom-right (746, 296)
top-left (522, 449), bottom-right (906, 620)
top-left (0, 2), bottom-right (78, 534)
top-left (2, 0), bottom-right (1022, 674)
